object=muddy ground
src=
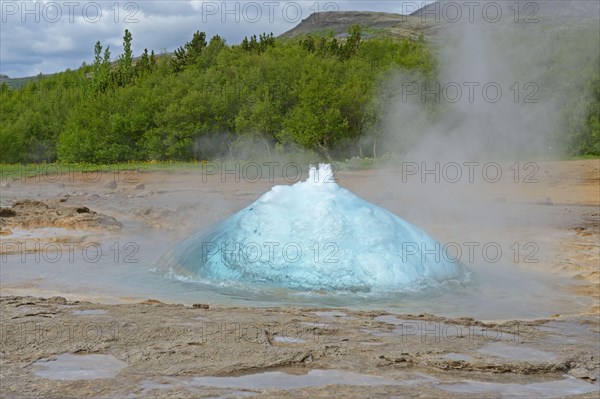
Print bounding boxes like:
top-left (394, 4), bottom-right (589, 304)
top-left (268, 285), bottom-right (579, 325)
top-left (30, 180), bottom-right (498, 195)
top-left (0, 160), bottom-right (598, 398)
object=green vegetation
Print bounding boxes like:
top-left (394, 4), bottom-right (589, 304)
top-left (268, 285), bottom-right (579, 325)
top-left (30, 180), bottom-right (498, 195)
top-left (0, 27), bottom-right (433, 163)
top-left (0, 25), bottom-right (598, 164)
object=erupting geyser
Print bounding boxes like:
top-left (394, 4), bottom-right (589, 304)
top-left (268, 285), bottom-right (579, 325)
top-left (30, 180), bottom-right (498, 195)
top-left (156, 164), bottom-right (468, 292)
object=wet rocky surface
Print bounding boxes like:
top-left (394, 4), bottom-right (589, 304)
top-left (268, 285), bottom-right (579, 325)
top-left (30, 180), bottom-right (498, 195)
top-left (1, 296), bottom-right (598, 398)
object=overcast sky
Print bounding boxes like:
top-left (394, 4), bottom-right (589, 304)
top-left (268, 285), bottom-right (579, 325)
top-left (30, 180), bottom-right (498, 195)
top-left (0, 1), bottom-right (433, 77)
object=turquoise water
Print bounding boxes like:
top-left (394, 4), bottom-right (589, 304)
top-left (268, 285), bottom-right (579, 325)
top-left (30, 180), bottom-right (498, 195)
top-left (0, 225), bottom-right (586, 320)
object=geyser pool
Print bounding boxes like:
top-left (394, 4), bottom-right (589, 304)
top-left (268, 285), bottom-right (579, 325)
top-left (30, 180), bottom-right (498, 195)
top-left (156, 164), bottom-right (468, 292)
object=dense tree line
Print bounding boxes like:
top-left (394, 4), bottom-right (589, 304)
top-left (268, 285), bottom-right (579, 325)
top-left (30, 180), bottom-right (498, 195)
top-left (0, 27), bottom-right (598, 163)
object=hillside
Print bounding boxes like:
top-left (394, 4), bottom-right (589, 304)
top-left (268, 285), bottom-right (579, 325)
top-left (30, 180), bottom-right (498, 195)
top-left (280, 2), bottom-right (600, 40)
top-left (0, 74), bottom-right (42, 89)
top-left (411, 0), bottom-right (600, 19)
top-left (278, 11), bottom-right (434, 40)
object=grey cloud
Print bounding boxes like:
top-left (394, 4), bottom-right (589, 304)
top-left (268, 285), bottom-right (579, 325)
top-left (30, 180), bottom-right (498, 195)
top-left (1, 1), bottom-right (429, 77)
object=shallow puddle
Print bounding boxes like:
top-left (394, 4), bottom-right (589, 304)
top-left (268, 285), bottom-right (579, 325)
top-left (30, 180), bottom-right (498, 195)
top-left (436, 376), bottom-right (599, 397)
top-left (313, 311), bottom-right (354, 319)
top-left (476, 342), bottom-right (557, 362)
top-left (4, 227), bottom-right (90, 240)
top-left (32, 353), bottom-right (127, 381)
top-left (72, 309), bottom-right (107, 316)
top-left (139, 369), bottom-right (422, 393)
top-left (440, 353), bottom-right (473, 361)
top-left (272, 336), bottom-right (306, 344)
top-left (186, 369), bottom-right (400, 389)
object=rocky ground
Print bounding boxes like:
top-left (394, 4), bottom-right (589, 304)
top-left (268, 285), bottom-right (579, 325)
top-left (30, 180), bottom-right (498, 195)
top-left (0, 296), bottom-right (598, 398)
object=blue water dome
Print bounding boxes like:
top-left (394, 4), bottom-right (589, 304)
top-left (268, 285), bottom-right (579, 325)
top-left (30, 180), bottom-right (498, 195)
top-left (156, 164), bottom-right (468, 292)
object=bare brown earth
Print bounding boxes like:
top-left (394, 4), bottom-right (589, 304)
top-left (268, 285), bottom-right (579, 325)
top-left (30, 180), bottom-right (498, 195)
top-left (0, 159), bottom-right (598, 398)
top-left (0, 199), bottom-right (121, 233)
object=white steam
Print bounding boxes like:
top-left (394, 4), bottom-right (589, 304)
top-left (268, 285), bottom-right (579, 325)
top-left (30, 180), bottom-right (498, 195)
top-left (378, 0), bottom-right (599, 161)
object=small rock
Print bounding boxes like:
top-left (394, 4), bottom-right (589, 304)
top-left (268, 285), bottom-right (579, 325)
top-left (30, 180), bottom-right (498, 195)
top-left (569, 367), bottom-right (597, 381)
top-left (140, 299), bottom-right (163, 305)
top-left (76, 207), bottom-right (91, 214)
top-left (59, 195), bottom-right (69, 202)
top-left (192, 303), bottom-right (210, 309)
top-left (13, 199), bottom-right (48, 208)
top-left (135, 183), bottom-right (145, 190)
top-left (0, 207), bottom-right (16, 217)
top-left (103, 181), bottom-right (117, 189)
top-left (47, 296), bottom-right (67, 304)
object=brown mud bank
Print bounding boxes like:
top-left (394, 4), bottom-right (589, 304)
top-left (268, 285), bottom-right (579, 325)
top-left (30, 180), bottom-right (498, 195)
top-left (0, 199), bottom-right (121, 233)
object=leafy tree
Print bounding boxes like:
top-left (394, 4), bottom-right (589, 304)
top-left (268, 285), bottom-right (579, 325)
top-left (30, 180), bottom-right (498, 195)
top-left (199, 35), bottom-right (226, 69)
top-left (150, 50), bottom-right (157, 68)
top-left (135, 48), bottom-right (154, 77)
top-left (171, 45), bottom-right (188, 72)
top-left (117, 29), bottom-right (134, 85)
top-left (186, 31), bottom-right (207, 63)
top-left (89, 41), bottom-right (111, 93)
top-left (340, 25), bottom-right (362, 59)
top-left (281, 58), bottom-right (349, 159)
top-left (93, 41), bottom-right (103, 67)
top-left (171, 31), bottom-right (208, 72)
top-left (240, 33), bottom-right (275, 53)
